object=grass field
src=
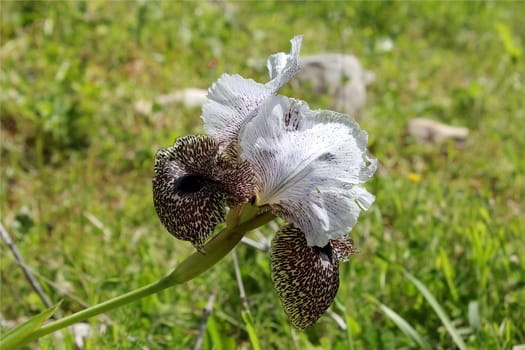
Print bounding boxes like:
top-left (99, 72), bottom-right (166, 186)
top-left (1, 1), bottom-right (524, 349)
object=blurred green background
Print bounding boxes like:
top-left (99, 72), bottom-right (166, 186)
top-left (1, 1), bottom-right (524, 349)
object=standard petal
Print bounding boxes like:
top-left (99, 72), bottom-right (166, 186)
top-left (266, 35), bottom-right (303, 91)
top-left (270, 224), bottom-right (355, 330)
top-left (240, 95), bottom-right (376, 247)
top-left (152, 135), bottom-right (255, 248)
top-left (201, 36), bottom-right (302, 149)
top-left (202, 74), bottom-right (270, 148)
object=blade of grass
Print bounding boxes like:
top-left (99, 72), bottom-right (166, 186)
top-left (365, 294), bottom-right (431, 349)
top-left (438, 247), bottom-right (459, 302)
top-left (376, 254), bottom-right (467, 350)
top-left (344, 314), bottom-right (359, 350)
top-left (0, 302), bottom-right (61, 350)
top-left (402, 270), bottom-right (467, 350)
top-left (208, 316), bottom-right (222, 350)
top-left (241, 311), bottom-right (260, 350)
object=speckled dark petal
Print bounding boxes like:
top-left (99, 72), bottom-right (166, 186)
top-left (270, 224), bottom-right (356, 330)
top-left (152, 135), bottom-right (255, 248)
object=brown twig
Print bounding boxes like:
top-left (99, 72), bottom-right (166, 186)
top-left (1, 222), bottom-right (112, 349)
top-left (0, 222), bottom-right (53, 308)
top-left (193, 289), bottom-right (217, 350)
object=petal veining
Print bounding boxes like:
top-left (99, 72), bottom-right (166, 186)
top-left (201, 36), bottom-right (302, 150)
top-left (266, 35), bottom-right (303, 91)
top-left (240, 95), bottom-right (376, 247)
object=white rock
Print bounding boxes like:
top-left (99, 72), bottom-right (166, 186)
top-left (294, 53), bottom-right (375, 116)
top-left (156, 88), bottom-right (208, 109)
top-left (407, 118), bottom-right (469, 145)
top-left (134, 88), bottom-right (208, 114)
top-left (70, 322), bottom-right (93, 349)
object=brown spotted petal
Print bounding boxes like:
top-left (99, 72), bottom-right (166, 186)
top-left (152, 135), bottom-right (255, 248)
top-left (270, 224), bottom-right (356, 330)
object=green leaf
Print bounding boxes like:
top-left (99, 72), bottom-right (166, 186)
top-left (365, 294), bottom-right (431, 349)
top-left (0, 301), bottom-right (62, 350)
top-left (438, 247), bottom-right (459, 302)
top-left (241, 311), bottom-right (260, 350)
top-left (496, 22), bottom-right (522, 61)
top-left (206, 315), bottom-right (223, 350)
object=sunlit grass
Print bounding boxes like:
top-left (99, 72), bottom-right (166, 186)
top-left (1, 1), bottom-right (524, 349)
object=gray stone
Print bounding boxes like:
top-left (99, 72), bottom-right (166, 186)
top-left (294, 53), bottom-right (375, 116)
top-left (134, 88), bottom-right (207, 115)
top-left (407, 118), bottom-right (469, 145)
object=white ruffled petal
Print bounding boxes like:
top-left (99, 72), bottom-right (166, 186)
top-left (266, 35), bottom-right (303, 91)
top-left (274, 192), bottom-right (362, 247)
top-left (240, 95), bottom-right (376, 247)
top-left (202, 74), bottom-right (270, 147)
top-left (201, 36), bottom-right (302, 149)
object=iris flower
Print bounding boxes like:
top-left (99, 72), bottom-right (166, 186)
top-left (153, 35), bottom-right (376, 330)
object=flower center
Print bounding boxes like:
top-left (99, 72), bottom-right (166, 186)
top-left (314, 244), bottom-right (333, 264)
top-left (174, 174), bottom-right (208, 194)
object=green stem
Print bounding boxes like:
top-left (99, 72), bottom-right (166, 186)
top-left (24, 277), bottom-right (172, 343)
top-left (21, 208), bottom-right (275, 345)
top-left (171, 209), bottom-right (275, 283)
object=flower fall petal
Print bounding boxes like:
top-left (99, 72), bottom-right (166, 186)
top-left (152, 135), bottom-right (255, 248)
top-left (270, 224), bottom-right (355, 330)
